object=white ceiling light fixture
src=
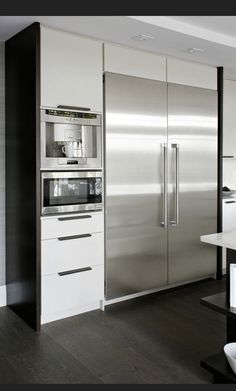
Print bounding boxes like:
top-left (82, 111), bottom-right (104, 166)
top-left (187, 47), bottom-right (205, 54)
top-left (131, 34), bottom-right (154, 41)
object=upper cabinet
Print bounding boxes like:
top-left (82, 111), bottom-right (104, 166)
top-left (223, 79), bottom-right (236, 158)
top-left (40, 26), bottom-right (103, 112)
top-left (167, 58), bottom-right (217, 90)
top-left (104, 43), bottom-right (166, 82)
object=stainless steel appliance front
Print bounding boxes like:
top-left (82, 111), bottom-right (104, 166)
top-left (41, 171), bottom-right (102, 215)
top-left (105, 72), bottom-right (168, 300)
top-left (167, 84), bottom-right (217, 283)
top-left (40, 108), bottom-right (102, 170)
top-left (105, 72), bottom-right (217, 301)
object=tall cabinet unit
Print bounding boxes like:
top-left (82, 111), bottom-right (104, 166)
top-left (6, 23), bottom-right (104, 331)
top-left (6, 23), bottom-right (41, 331)
top-left (104, 45), bottom-right (218, 301)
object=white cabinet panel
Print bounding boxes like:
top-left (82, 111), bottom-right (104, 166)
top-left (223, 199), bottom-right (236, 232)
top-left (41, 26), bottom-right (103, 112)
top-left (41, 212), bottom-right (104, 240)
top-left (41, 265), bottom-right (104, 323)
top-left (223, 80), bottom-right (236, 157)
top-left (167, 58), bottom-right (217, 90)
top-left (42, 232), bottom-right (104, 275)
top-left (222, 198), bottom-right (236, 271)
top-left (104, 43), bottom-right (166, 81)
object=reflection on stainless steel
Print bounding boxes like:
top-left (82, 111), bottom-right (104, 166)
top-left (167, 83), bottom-right (217, 284)
top-left (105, 73), bottom-right (168, 300)
top-left (168, 115), bottom-right (217, 128)
top-left (106, 112), bottom-right (167, 127)
top-left (105, 74), bottom-right (217, 300)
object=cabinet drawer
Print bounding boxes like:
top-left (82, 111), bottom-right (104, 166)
top-left (42, 265), bottom-right (104, 320)
top-left (42, 232), bottom-right (104, 275)
top-left (41, 212), bottom-right (104, 240)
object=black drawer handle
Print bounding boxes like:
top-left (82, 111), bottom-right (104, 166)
top-left (58, 233), bottom-right (92, 241)
top-left (58, 215), bottom-right (92, 221)
top-left (58, 267), bottom-right (92, 276)
top-left (225, 201), bottom-right (236, 204)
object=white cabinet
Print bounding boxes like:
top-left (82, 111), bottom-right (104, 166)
top-left (223, 79), bottom-right (236, 157)
top-left (41, 212), bottom-right (104, 324)
top-left (42, 232), bottom-right (104, 275)
top-left (222, 198), bottom-right (236, 271)
top-left (41, 265), bottom-right (104, 324)
top-left (40, 26), bottom-right (103, 112)
top-left (41, 212), bottom-right (104, 240)
top-left (104, 43), bottom-right (166, 81)
top-left (167, 58), bottom-right (217, 90)
top-left (223, 199), bottom-right (236, 232)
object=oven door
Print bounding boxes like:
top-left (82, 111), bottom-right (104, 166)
top-left (41, 172), bottom-right (102, 215)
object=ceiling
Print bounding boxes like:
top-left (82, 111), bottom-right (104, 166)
top-left (1, 15), bottom-right (236, 79)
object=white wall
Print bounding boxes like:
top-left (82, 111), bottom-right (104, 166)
top-left (0, 42), bottom-right (5, 286)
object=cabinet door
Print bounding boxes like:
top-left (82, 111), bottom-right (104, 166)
top-left (223, 199), bottom-right (236, 232)
top-left (223, 80), bottom-right (236, 158)
top-left (167, 58), bottom-right (217, 90)
top-left (41, 27), bottom-right (103, 112)
top-left (104, 43), bottom-right (166, 81)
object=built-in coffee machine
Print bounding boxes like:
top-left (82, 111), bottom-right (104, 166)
top-left (40, 107), bottom-right (102, 169)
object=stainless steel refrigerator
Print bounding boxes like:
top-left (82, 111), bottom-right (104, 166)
top-left (104, 72), bottom-right (217, 300)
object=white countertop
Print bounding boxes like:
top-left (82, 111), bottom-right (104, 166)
top-left (201, 230), bottom-right (236, 250)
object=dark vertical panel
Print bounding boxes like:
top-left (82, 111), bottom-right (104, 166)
top-left (5, 22), bottom-right (41, 331)
top-left (217, 67), bottom-right (223, 280)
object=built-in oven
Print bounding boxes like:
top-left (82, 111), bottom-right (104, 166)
top-left (40, 108), bottom-right (102, 170)
top-left (41, 171), bottom-right (102, 215)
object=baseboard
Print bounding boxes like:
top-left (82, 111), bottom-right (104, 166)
top-left (0, 285), bottom-right (6, 307)
top-left (41, 301), bottom-right (101, 325)
top-left (104, 275), bottom-right (213, 306)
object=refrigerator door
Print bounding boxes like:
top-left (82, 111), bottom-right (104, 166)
top-left (105, 72), bottom-right (168, 300)
top-left (167, 83), bottom-right (217, 284)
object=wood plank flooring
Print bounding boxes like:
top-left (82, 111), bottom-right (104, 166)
top-left (0, 278), bottom-right (226, 383)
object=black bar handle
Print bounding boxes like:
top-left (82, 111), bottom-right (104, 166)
top-left (58, 233), bottom-right (92, 241)
top-left (57, 105), bottom-right (91, 111)
top-left (223, 156), bottom-right (234, 158)
top-left (58, 215), bottom-right (92, 221)
top-left (225, 201), bottom-right (236, 204)
top-left (66, 160), bottom-right (78, 165)
top-left (58, 267), bottom-right (92, 276)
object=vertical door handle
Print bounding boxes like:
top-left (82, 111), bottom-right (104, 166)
top-left (160, 143), bottom-right (168, 228)
top-left (170, 143), bottom-right (179, 226)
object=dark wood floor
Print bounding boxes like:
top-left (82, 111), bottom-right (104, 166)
top-left (0, 278), bottom-right (226, 384)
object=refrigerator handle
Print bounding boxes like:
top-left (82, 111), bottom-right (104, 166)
top-left (160, 143), bottom-right (168, 228)
top-left (170, 143), bottom-right (179, 226)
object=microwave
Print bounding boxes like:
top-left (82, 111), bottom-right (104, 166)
top-left (41, 171), bottom-right (102, 215)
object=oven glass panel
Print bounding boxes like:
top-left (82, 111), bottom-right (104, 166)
top-left (43, 177), bottom-right (102, 207)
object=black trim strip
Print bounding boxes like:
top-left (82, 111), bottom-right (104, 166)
top-left (58, 233), bottom-right (92, 241)
top-left (58, 215), bottom-right (92, 221)
top-left (58, 267), bottom-right (92, 276)
top-left (217, 67), bottom-right (223, 280)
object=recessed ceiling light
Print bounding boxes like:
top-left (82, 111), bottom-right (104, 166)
top-left (131, 34), bottom-right (154, 41)
top-left (187, 47), bottom-right (205, 54)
